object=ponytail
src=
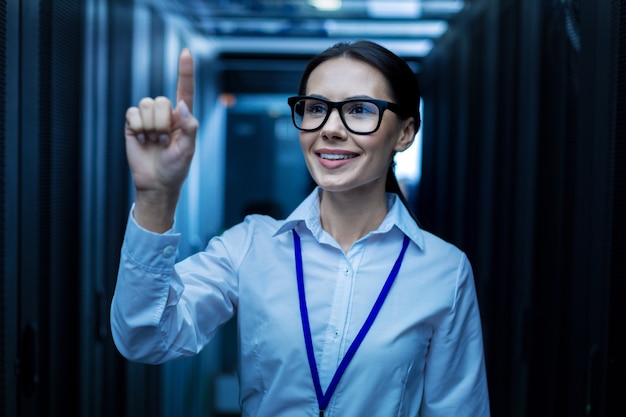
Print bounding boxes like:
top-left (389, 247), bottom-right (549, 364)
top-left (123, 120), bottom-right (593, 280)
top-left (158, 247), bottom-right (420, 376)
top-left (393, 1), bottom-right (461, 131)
top-left (386, 164), bottom-right (420, 226)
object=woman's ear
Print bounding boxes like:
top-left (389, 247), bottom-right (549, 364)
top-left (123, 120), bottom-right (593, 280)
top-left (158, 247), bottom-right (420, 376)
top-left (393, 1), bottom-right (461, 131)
top-left (394, 117), bottom-right (416, 152)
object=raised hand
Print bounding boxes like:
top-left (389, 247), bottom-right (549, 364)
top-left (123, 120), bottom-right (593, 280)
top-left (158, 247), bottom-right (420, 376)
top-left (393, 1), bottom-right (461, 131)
top-left (124, 48), bottom-right (199, 232)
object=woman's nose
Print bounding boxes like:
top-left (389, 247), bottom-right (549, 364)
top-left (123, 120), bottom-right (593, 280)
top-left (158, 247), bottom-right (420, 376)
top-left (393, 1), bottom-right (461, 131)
top-left (321, 108), bottom-right (347, 139)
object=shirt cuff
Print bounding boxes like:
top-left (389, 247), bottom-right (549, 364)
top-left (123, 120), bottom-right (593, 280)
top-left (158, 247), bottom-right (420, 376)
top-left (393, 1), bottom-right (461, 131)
top-left (124, 204), bottom-right (181, 270)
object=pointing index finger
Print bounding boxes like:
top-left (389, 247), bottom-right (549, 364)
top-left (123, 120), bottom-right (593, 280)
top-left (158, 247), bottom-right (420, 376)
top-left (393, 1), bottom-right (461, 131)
top-left (176, 48), bottom-right (195, 113)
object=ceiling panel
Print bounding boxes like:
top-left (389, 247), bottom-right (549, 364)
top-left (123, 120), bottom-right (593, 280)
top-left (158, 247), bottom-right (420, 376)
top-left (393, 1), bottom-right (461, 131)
top-left (141, 0), bottom-right (469, 58)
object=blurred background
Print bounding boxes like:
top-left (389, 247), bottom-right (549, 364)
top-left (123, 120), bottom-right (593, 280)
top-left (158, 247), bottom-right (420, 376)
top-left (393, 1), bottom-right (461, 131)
top-left (1, 0), bottom-right (625, 416)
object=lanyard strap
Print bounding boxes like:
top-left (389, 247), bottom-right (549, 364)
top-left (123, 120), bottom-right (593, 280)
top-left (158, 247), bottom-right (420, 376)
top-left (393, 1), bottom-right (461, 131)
top-left (292, 230), bottom-right (410, 415)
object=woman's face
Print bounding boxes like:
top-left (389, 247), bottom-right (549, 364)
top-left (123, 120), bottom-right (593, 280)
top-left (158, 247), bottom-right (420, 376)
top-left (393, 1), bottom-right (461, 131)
top-left (299, 57), bottom-right (415, 196)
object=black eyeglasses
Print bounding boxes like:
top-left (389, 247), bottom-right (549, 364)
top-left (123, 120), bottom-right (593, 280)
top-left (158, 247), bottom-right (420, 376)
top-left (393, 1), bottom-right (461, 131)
top-left (287, 96), bottom-right (408, 135)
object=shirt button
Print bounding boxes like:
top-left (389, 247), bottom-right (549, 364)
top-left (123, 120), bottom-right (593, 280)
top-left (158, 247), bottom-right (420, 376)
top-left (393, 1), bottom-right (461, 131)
top-left (344, 269), bottom-right (350, 276)
top-left (162, 245), bottom-right (176, 258)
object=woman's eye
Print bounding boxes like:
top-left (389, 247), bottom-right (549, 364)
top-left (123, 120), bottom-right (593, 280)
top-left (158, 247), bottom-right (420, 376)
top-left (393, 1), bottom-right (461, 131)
top-left (346, 102), bottom-right (377, 115)
top-left (307, 103), bottom-right (327, 114)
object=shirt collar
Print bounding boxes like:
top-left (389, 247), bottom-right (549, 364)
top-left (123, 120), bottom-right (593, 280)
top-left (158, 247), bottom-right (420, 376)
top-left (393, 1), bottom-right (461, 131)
top-left (274, 187), bottom-right (425, 250)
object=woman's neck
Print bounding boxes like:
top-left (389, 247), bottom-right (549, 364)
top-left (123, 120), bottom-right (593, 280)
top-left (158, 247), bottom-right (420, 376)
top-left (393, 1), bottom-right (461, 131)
top-left (319, 187), bottom-right (388, 253)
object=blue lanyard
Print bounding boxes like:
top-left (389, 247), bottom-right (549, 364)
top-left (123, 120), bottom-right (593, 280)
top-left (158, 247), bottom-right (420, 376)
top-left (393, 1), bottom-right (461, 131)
top-left (292, 230), bottom-right (410, 416)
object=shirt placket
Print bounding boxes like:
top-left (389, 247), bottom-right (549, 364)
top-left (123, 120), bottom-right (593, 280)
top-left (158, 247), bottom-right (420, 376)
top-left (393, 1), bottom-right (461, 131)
top-left (315, 244), bottom-right (365, 413)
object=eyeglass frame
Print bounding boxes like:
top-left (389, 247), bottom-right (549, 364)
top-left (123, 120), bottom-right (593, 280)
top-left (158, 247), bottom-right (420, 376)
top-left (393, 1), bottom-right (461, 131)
top-left (287, 95), bottom-right (411, 135)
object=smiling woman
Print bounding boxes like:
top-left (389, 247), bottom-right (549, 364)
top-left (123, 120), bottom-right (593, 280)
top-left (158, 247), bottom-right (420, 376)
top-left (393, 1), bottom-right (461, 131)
top-left (110, 40), bottom-right (490, 417)
top-left (3, 0), bottom-right (622, 416)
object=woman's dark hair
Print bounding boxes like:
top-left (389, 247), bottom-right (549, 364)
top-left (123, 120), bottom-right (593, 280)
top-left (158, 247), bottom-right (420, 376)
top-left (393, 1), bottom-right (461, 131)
top-left (298, 40), bottom-right (421, 224)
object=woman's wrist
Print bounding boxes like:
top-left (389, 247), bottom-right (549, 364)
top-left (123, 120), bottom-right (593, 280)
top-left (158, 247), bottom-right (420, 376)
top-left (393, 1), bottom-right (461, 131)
top-left (133, 189), bottom-right (180, 233)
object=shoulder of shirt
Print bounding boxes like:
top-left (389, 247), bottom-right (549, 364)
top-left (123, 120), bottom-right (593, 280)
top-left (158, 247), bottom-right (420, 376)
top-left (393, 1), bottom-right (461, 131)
top-left (242, 213), bottom-right (283, 229)
top-left (207, 214), bottom-right (284, 268)
top-left (217, 213), bottom-right (289, 245)
top-left (216, 213), bottom-right (283, 238)
top-left (415, 226), bottom-right (470, 267)
top-left (385, 195), bottom-right (466, 259)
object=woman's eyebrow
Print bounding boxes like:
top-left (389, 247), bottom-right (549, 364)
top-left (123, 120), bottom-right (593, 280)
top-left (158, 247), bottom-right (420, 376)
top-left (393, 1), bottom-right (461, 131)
top-left (305, 94), bottom-right (377, 101)
top-left (305, 93), bottom-right (328, 100)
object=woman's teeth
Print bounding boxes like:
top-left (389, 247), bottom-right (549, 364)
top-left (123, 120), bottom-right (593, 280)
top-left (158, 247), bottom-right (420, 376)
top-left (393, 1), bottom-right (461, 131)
top-left (319, 153), bottom-right (356, 160)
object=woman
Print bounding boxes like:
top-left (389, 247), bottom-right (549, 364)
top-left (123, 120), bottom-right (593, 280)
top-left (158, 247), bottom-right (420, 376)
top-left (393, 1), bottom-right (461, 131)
top-left (111, 40), bottom-right (490, 416)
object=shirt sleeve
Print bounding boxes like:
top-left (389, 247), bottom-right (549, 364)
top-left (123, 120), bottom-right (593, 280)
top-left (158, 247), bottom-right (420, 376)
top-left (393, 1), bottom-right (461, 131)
top-left (420, 253), bottom-right (491, 416)
top-left (110, 208), bottom-right (238, 365)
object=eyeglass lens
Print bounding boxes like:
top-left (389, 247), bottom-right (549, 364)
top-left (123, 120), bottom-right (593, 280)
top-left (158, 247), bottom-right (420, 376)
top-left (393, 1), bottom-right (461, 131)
top-left (293, 98), bottom-right (381, 133)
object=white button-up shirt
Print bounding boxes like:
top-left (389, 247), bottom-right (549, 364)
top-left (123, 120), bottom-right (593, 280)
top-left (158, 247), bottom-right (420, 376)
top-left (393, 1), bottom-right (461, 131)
top-left (111, 188), bottom-right (490, 416)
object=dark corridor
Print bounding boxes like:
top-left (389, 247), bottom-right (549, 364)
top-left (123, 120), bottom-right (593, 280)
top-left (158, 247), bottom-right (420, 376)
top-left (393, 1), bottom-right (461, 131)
top-left (1, 0), bottom-right (625, 416)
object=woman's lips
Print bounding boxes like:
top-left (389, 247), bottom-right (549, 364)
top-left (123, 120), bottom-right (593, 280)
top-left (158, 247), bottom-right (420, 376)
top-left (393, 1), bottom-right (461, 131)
top-left (315, 150), bottom-right (359, 168)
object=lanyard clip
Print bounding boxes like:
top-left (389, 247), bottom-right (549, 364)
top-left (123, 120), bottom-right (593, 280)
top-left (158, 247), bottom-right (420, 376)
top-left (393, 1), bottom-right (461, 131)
top-left (319, 410), bottom-right (325, 417)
